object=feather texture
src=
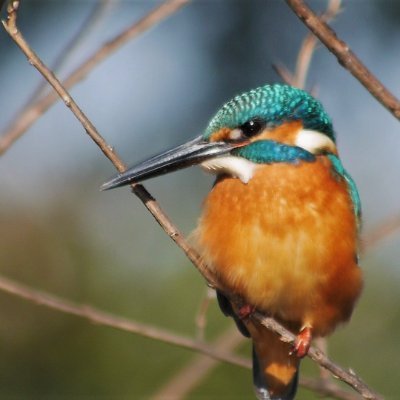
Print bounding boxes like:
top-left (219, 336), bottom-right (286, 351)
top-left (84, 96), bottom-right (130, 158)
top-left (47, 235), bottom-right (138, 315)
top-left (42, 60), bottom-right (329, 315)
top-left (193, 156), bottom-right (362, 398)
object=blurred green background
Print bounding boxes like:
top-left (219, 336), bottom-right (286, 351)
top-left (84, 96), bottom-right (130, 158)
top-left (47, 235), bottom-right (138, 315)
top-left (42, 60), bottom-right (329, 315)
top-left (1, 1), bottom-right (400, 399)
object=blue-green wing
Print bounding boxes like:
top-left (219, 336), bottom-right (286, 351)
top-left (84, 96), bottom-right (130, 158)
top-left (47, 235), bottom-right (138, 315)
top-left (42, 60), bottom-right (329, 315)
top-left (327, 154), bottom-right (362, 230)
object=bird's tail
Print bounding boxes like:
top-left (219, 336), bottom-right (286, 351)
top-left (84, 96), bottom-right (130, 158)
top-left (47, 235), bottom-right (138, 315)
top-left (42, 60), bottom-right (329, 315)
top-left (215, 291), bottom-right (299, 399)
top-left (248, 321), bottom-right (300, 400)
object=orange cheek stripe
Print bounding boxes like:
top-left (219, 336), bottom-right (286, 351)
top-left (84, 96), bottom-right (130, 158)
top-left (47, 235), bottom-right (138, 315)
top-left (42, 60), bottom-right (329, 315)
top-left (209, 127), bottom-right (232, 142)
top-left (254, 121), bottom-right (303, 145)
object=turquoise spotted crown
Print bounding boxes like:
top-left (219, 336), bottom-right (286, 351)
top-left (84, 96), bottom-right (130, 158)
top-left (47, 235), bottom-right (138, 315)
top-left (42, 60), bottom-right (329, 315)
top-left (204, 84), bottom-right (334, 141)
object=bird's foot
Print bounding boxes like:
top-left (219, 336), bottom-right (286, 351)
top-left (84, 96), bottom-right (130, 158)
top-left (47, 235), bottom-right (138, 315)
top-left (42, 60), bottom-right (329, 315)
top-left (291, 325), bottom-right (312, 358)
top-left (237, 304), bottom-right (256, 320)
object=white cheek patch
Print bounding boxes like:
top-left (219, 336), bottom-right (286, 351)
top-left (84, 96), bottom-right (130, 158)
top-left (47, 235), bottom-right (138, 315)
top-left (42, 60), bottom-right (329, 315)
top-left (229, 128), bottom-right (242, 140)
top-left (200, 156), bottom-right (257, 184)
top-left (295, 129), bottom-right (336, 154)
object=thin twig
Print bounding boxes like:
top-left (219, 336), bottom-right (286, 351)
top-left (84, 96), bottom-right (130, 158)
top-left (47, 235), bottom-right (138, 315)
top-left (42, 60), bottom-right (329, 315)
top-left (285, 0), bottom-right (400, 120)
top-left (301, 376), bottom-right (363, 400)
top-left (0, 273), bottom-right (248, 369)
top-left (195, 287), bottom-right (215, 341)
top-left (151, 328), bottom-right (244, 400)
top-left (0, 0), bottom-right (190, 155)
top-left (272, 63), bottom-right (295, 86)
top-left (274, 0), bottom-right (341, 89)
top-left (1, 3), bottom-right (383, 400)
top-left (22, 0), bottom-right (113, 106)
top-left (293, 0), bottom-right (341, 88)
top-left (363, 214), bottom-right (400, 251)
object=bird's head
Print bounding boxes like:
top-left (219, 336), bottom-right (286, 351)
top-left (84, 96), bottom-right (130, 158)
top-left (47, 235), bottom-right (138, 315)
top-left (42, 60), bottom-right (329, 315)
top-left (101, 84), bottom-right (337, 190)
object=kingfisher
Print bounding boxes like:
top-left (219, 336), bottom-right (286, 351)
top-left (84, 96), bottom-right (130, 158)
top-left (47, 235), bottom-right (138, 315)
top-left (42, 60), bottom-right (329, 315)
top-left (102, 84), bottom-right (363, 400)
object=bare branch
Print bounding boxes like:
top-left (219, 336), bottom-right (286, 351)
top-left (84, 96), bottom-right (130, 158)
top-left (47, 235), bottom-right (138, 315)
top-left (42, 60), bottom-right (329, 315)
top-left (314, 337), bottom-right (332, 382)
top-left (24, 0), bottom-right (114, 104)
top-left (0, 0), bottom-right (190, 155)
top-left (151, 328), bottom-right (244, 400)
top-left (285, 0), bottom-right (400, 120)
top-left (293, 0), bottom-right (341, 88)
top-left (274, 0), bottom-right (341, 89)
top-left (195, 287), bottom-right (215, 341)
top-left (2, 2), bottom-right (383, 399)
top-left (301, 376), bottom-right (363, 400)
top-left (0, 273), bottom-right (248, 369)
top-left (272, 63), bottom-right (295, 86)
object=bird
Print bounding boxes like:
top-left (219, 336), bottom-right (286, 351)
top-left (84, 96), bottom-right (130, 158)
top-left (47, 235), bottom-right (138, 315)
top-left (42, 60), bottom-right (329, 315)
top-left (101, 84), bottom-right (363, 400)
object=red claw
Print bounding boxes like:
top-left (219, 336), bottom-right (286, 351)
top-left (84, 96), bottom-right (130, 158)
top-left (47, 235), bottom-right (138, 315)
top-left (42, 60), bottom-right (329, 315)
top-left (292, 326), bottom-right (312, 358)
top-left (237, 304), bottom-right (256, 320)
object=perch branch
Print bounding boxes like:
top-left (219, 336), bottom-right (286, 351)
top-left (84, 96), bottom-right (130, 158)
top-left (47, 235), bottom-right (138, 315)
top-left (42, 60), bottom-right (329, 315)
top-left (0, 0), bottom-right (190, 155)
top-left (285, 0), bottom-right (400, 120)
top-left (1, 2), bottom-right (382, 399)
top-left (253, 311), bottom-right (380, 399)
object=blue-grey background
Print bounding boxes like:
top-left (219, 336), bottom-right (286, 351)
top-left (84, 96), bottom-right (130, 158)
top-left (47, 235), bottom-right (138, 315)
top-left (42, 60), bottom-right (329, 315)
top-left (0, 0), bottom-right (399, 398)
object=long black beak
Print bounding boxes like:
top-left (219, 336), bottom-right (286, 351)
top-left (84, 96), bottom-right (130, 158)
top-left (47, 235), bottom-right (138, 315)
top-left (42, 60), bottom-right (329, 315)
top-left (101, 135), bottom-right (238, 191)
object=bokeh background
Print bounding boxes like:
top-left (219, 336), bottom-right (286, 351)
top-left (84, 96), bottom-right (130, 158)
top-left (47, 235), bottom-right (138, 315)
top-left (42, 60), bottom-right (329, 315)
top-left (1, 0), bottom-right (399, 398)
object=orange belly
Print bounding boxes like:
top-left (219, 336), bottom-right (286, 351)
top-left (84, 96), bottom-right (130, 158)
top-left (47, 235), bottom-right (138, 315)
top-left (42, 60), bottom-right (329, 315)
top-left (194, 157), bottom-right (362, 336)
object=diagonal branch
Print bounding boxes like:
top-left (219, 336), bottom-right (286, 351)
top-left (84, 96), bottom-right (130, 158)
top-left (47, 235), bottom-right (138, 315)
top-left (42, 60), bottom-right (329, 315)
top-left (22, 0), bottom-right (114, 106)
top-left (0, 0), bottom-right (190, 155)
top-left (285, 0), bottom-right (400, 120)
top-left (2, 2), bottom-right (382, 400)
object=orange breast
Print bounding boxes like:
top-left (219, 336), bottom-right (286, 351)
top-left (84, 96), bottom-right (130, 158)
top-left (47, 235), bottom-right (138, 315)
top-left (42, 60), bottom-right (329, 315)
top-left (194, 157), bottom-right (362, 335)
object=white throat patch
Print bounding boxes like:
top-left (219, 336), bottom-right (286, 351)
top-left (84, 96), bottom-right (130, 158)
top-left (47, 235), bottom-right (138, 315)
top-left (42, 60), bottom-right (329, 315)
top-left (295, 129), bottom-right (336, 154)
top-left (200, 156), bottom-right (256, 184)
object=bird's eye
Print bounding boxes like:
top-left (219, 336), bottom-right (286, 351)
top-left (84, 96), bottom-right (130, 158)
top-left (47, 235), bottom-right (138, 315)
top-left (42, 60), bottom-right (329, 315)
top-left (239, 118), bottom-right (266, 138)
